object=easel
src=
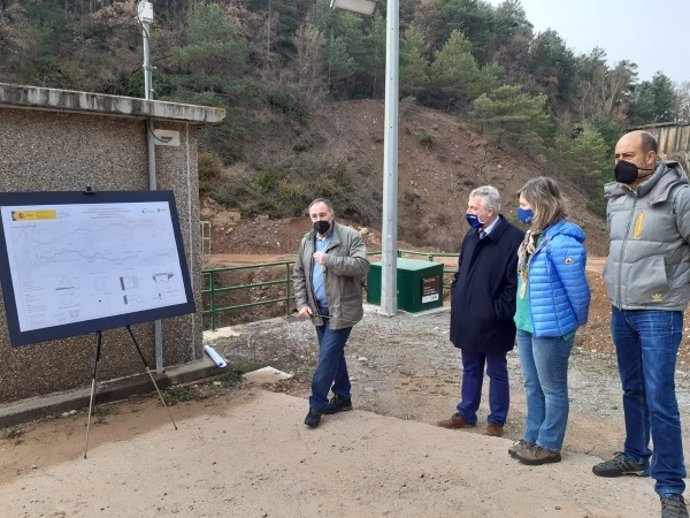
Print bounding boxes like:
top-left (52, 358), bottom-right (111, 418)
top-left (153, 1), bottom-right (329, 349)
top-left (83, 325), bottom-right (177, 458)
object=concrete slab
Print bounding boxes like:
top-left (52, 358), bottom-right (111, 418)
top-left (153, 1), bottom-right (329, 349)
top-left (0, 83), bottom-right (226, 124)
top-left (203, 327), bottom-right (241, 341)
top-left (0, 390), bottom-right (659, 517)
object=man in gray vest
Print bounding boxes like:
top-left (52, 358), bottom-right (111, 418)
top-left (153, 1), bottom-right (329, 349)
top-left (593, 130), bottom-right (690, 518)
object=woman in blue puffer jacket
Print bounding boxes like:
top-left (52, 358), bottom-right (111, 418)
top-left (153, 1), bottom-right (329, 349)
top-left (509, 176), bottom-right (591, 466)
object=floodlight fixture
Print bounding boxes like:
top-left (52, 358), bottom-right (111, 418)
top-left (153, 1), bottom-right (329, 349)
top-left (330, 0), bottom-right (377, 16)
top-left (137, 1), bottom-right (154, 24)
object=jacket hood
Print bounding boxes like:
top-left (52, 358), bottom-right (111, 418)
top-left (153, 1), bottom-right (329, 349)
top-left (544, 219), bottom-right (586, 244)
top-left (604, 160), bottom-right (689, 204)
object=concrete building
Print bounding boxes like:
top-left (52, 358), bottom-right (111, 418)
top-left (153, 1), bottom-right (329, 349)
top-left (0, 83), bottom-right (225, 402)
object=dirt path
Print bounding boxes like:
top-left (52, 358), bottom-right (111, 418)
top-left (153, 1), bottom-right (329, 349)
top-left (0, 390), bottom-right (660, 517)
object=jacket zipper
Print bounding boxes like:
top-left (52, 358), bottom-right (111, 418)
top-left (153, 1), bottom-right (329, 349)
top-left (528, 235), bottom-right (551, 333)
top-left (311, 232), bottom-right (338, 320)
top-left (308, 237), bottom-right (320, 319)
top-left (617, 195), bottom-right (638, 307)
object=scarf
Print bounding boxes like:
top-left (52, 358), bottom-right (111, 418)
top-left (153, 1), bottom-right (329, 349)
top-left (517, 229), bottom-right (539, 299)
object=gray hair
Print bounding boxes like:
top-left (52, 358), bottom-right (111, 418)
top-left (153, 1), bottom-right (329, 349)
top-left (308, 198), bottom-right (335, 214)
top-left (469, 185), bottom-right (501, 212)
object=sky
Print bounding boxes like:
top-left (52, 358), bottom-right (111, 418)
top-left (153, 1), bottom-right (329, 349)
top-left (485, 0), bottom-right (690, 86)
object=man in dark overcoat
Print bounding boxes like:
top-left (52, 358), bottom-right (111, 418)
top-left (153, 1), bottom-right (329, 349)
top-left (437, 185), bottom-right (524, 437)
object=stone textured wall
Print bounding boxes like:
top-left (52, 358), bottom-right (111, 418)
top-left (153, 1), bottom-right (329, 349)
top-left (0, 106), bottom-right (208, 402)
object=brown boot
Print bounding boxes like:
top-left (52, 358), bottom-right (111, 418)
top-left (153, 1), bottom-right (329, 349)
top-left (436, 413), bottom-right (474, 429)
top-left (484, 423), bottom-right (504, 437)
top-left (516, 445), bottom-right (561, 465)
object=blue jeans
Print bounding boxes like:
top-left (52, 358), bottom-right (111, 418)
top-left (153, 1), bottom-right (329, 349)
top-left (457, 350), bottom-right (509, 426)
top-left (309, 307), bottom-right (352, 412)
top-left (611, 307), bottom-right (686, 496)
top-left (516, 329), bottom-right (573, 452)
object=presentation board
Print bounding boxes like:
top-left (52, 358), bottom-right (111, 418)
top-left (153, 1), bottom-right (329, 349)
top-left (0, 191), bottom-right (195, 346)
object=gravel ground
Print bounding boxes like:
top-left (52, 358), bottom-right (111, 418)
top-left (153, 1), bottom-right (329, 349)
top-left (213, 305), bottom-right (690, 461)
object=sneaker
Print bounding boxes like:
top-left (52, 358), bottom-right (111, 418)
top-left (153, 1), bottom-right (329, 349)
top-left (592, 452), bottom-right (649, 477)
top-left (304, 409), bottom-right (321, 428)
top-left (661, 494), bottom-right (689, 518)
top-left (322, 395), bottom-right (353, 415)
top-left (436, 413), bottom-right (475, 429)
top-left (508, 439), bottom-right (534, 459)
top-left (515, 445), bottom-right (562, 465)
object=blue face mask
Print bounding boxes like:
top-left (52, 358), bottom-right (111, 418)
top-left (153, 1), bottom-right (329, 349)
top-left (465, 212), bottom-right (485, 229)
top-left (517, 207), bottom-right (534, 224)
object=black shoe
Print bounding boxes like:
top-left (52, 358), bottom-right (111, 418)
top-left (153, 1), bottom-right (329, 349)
top-left (661, 494), bottom-right (689, 518)
top-left (322, 395), bottom-right (353, 415)
top-left (304, 409), bottom-right (321, 428)
top-left (592, 452), bottom-right (649, 477)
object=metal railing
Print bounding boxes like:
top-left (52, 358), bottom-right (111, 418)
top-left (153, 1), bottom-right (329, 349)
top-left (201, 249), bottom-right (458, 331)
top-left (202, 260), bottom-right (295, 331)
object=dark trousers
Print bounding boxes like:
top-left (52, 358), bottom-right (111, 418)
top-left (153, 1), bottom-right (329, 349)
top-left (308, 307), bottom-right (353, 412)
top-left (456, 349), bottom-right (509, 426)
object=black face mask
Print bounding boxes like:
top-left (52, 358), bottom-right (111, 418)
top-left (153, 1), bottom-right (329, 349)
top-left (313, 220), bottom-right (331, 235)
top-left (614, 159), bottom-right (655, 184)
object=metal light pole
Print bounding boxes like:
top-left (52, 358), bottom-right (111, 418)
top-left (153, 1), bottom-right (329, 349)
top-left (138, 1), bottom-right (164, 371)
top-left (138, 1), bottom-right (153, 101)
top-left (379, 0), bottom-right (399, 316)
top-left (330, 0), bottom-right (399, 316)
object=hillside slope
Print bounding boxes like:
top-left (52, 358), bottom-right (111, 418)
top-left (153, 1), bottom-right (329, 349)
top-left (206, 99), bottom-right (609, 256)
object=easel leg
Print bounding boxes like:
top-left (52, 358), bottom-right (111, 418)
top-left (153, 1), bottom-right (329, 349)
top-left (127, 325), bottom-right (177, 430)
top-left (83, 330), bottom-right (102, 459)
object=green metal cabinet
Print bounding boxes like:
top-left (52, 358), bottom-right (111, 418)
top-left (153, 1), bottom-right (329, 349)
top-left (367, 258), bottom-right (444, 312)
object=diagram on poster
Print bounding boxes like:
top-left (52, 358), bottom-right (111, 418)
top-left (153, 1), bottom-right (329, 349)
top-left (0, 191), bottom-right (195, 346)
